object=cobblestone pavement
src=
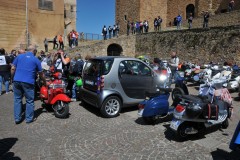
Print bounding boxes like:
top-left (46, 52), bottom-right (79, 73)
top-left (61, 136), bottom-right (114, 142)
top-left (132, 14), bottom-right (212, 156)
top-left (0, 84), bottom-right (239, 160)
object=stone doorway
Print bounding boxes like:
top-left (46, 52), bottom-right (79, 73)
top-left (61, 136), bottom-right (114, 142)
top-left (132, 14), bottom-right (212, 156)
top-left (107, 43), bottom-right (123, 56)
top-left (186, 4), bottom-right (195, 19)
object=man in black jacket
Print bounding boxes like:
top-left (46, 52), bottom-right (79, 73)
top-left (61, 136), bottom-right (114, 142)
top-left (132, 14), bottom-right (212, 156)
top-left (0, 48), bottom-right (11, 95)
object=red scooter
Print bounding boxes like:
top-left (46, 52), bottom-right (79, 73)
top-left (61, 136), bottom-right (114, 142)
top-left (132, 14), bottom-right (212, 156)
top-left (40, 71), bottom-right (71, 118)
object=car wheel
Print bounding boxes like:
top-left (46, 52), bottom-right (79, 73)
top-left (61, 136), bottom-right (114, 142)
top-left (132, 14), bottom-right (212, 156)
top-left (100, 96), bottom-right (122, 118)
top-left (172, 87), bottom-right (185, 102)
top-left (222, 119), bottom-right (229, 129)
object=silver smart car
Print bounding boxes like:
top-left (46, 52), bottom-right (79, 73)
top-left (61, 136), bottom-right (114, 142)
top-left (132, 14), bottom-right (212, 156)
top-left (80, 56), bottom-right (160, 118)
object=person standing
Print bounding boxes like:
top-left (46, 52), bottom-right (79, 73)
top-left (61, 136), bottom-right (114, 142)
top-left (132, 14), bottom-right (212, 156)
top-left (108, 26), bottom-right (113, 39)
top-left (71, 30), bottom-right (77, 48)
top-left (188, 13), bottom-right (193, 29)
top-left (228, 0), bottom-right (235, 12)
top-left (176, 15), bottom-right (182, 30)
top-left (154, 18), bottom-right (158, 32)
top-left (113, 25), bottom-right (116, 37)
top-left (157, 16), bottom-right (163, 31)
top-left (11, 45), bottom-right (46, 124)
top-left (58, 35), bottom-right (64, 50)
top-left (0, 48), bottom-right (11, 95)
top-left (116, 23), bottom-right (120, 37)
top-left (131, 22), bottom-right (135, 34)
top-left (127, 21), bottom-right (130, 36)
top-left (44, 38), bottom-right (48, 52)
top-left (102, 25), bottom-right (107, 40)
top-left (53, 49), bottom-right (70, 74)
top-left (53, 36), bottom-right (58, 49)
top-left (169, 51), bottom-right (179, 79)
top-left (203, 11), bottom-right (210, 28)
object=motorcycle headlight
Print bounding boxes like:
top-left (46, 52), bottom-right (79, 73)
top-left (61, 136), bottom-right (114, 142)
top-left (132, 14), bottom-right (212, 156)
top-left (159, 75), bottom-right (167, 81)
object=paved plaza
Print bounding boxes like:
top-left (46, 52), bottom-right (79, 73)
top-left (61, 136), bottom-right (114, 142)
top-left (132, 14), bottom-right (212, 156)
top-left (0, 84), bottom-right (239, 160)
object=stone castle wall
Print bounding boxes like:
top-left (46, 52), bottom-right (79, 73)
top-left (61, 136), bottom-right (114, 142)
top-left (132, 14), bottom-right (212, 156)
top-left (135, 25), bottom-right (240, 64)
top-left (115, 0), bottom-right (140, 35)
top-left (139, 0), bottom-right (167, 31)
top-left (70, 25), bottom-right (240, 65)
top-left (0, 0), bottom-right (26, 52)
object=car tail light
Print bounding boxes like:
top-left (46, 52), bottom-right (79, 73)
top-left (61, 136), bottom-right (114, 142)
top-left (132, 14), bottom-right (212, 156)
top-left (138, 104), bottom-right (145, 109)
top-left (176, 104), bottom-right (185, 113)
top-left (161, 70), bottom-right (167, 75)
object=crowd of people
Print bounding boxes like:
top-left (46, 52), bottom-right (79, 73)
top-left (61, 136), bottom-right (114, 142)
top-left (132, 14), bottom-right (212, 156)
top-left (0, 45), bottom-right (91, 124)
top-left (43, 30), bottom-right (81, 52)
top-left (102, 24), bottom-right (120, 40)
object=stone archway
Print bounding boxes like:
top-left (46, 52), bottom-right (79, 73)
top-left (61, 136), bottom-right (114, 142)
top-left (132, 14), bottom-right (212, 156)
top-left (107, 43), bottom-right (123, 56)
top-left (186, 4), bottom-right (195, 19)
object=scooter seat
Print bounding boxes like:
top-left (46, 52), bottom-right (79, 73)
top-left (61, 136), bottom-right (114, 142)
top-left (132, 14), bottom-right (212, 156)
top-left (145, 91), bottom-right (167, 98)
top-left (181, 95), bottom-right (210, 103)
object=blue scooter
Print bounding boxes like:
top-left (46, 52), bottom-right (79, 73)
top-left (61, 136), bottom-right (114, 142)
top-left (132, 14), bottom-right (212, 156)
top-left (230, 121), bottom-right (240, 151)
top-left (138, 71), bottom-right (188, 124)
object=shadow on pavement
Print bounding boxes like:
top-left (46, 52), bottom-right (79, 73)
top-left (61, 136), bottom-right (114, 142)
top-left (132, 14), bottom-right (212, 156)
top-left (211, 148), bottom-right (239, 160)
top-left (0, 138), bottom-right (21, 160)
top-left (163, 124), bottom-right (228, 142)
top-left (135, 114), bottom-right (173, 126)
top-left (233, 97), bottom-right (240, 101)
top-left (80, 101), bottom-right (102, 117)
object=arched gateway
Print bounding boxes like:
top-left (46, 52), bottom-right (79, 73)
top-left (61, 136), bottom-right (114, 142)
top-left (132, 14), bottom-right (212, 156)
top-left (107, 43), bottom-right (123, 56)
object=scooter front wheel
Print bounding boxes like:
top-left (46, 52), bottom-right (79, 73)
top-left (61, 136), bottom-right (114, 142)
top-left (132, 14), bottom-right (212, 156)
top-left (53, 101), bottom-right (69, 118)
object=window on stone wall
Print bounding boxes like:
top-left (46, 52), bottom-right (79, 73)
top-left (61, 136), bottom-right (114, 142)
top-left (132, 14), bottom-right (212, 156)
top-left (71, 5), bottom-right (74, 12)
top-left (38, 0), bottom-right (53, 11)
top-left (124, 15), bottom-right (127, 21)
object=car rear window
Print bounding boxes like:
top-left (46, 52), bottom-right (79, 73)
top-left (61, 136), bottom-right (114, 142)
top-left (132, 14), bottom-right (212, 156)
top-left (83, 59), bottom-right (114, 76)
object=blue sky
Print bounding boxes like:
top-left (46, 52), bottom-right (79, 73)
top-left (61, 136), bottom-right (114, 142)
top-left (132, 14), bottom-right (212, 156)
top-left (77, 0), bottom-right (115, 35)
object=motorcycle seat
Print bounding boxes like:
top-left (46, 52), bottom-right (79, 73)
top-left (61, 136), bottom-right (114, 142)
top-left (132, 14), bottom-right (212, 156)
top-left (145, 91), bottom-right (168, 98)
top-left (181, 95), bottom-right (210, 103)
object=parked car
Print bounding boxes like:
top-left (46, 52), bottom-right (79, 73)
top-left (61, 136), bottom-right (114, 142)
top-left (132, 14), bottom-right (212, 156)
top-left (80, 56), bottom-right (161, 118)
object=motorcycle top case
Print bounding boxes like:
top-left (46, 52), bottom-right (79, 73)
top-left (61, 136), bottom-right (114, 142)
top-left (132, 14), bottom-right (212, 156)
top-left (185, 102), bottom-right (203, 119)
top-left (202, 104), bottom-right (219, 120)
top-left (142, 94), bottom-right (169, 117)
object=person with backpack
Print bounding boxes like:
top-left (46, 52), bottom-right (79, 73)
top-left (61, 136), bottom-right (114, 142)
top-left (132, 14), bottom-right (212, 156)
top-left (102, 25), bottom-right (107, 40)
top-left (53, 49), bottom-right (70, 74)
top-left (69, 53), bottom-right (84, 101)
top-left (176, 14), bottom-right (182, 30)
top-left (108, 26), bottom-right (113, 39)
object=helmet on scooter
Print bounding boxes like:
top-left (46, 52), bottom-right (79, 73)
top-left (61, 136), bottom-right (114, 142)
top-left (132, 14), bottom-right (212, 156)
top-left (76, 79), bottom-right (83, 87)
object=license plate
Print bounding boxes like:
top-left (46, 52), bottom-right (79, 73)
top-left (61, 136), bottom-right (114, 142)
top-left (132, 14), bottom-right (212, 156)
top-left (170, 119), bottom-right (181, 131)
top-left (138, 109), bottom-right (144, 117)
